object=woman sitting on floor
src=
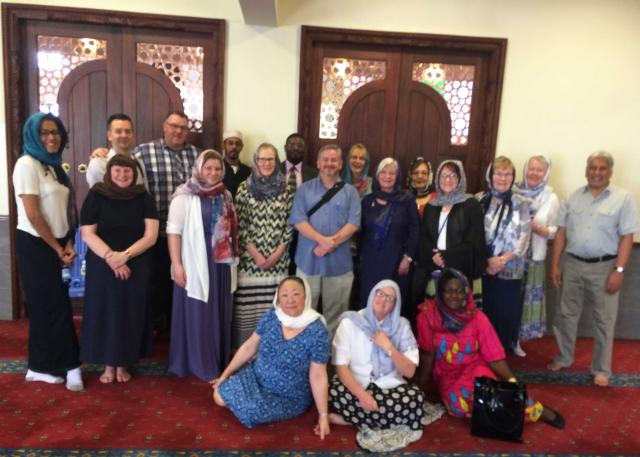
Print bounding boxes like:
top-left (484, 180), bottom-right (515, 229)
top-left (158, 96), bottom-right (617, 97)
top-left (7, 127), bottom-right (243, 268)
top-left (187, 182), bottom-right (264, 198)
top-left (417, 267), bottom-right (565, 428)
top-left (329, 279), bottom-right (426, 452)
top-left (211, 276), bottom-right (331, 439)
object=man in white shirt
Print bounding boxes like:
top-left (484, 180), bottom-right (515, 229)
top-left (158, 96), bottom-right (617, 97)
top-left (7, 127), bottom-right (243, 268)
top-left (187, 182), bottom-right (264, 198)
top-left (86, 114), bottom-right (142, 187)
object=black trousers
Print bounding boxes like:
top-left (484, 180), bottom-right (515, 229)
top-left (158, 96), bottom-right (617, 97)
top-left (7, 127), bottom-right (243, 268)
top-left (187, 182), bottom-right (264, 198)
top-left (150, 236), bottom-right (173, 330)
top-left (16, 230), bottom-right (80, 374)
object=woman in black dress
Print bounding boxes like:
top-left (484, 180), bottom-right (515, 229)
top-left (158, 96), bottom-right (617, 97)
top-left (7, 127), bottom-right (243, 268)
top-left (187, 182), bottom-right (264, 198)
top-left (80, 155), bottom-right (159, 383)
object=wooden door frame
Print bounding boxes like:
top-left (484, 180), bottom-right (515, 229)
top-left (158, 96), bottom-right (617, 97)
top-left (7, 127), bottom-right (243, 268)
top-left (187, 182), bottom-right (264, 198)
top-left (2, 3), bottom-right (226, 318)
top-left (298, 25), bottom-right (507, 179)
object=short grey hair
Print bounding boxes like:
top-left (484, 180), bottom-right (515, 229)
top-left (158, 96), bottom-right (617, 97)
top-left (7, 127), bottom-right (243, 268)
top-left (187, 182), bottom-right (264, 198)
top-left (317, 143), bottom-right (342, 160)
top-left (376, 157), bottom-right (398, 176)
top-left (587, 150), bottom-right (614, 168)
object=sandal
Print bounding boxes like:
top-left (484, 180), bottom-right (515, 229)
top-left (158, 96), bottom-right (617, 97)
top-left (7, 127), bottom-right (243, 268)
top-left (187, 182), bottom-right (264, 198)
top-left (541, 407), bottom-right (565, 429)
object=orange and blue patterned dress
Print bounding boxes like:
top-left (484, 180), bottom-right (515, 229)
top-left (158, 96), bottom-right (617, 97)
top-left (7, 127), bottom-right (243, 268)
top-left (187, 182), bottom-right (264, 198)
top-left (417, 300), bottom-right (543, 422)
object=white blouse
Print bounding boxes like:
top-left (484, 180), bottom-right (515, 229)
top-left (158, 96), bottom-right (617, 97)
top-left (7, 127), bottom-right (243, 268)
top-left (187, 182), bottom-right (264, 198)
top-left (530, 188), bottom-right (560, 261)
top-left (332, 313), bottom-right (418, 390)
top-left (13, 155), bottom-right (69, 238)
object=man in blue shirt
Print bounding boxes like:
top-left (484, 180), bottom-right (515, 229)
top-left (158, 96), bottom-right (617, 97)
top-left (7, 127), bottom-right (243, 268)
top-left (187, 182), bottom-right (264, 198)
top-left (548, 151), bottom-right (640, 387)
top-left (289, 144), bottom-right (360, 333)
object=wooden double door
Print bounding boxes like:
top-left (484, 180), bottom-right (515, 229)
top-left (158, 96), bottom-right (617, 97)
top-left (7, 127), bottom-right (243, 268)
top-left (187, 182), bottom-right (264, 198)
top-left (23, 19), bottom-right (220, 207)
top-left (300, 27), bottom-right (506, 192)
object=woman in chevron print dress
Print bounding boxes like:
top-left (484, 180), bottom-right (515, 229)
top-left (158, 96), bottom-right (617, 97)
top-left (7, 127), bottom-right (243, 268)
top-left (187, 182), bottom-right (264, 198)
top-left (233, 143), bottom-right (294, 347)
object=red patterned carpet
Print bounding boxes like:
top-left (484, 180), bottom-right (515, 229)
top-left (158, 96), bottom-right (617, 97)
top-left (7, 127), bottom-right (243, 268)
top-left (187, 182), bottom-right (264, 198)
top-left (1, 318), bottom-right (640, 455)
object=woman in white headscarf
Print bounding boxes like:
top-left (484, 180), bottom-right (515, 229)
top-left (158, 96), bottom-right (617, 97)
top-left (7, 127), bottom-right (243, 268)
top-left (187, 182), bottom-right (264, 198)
top-left (328, 279), bottom-right (426, 451)
top-left (211, 276), bottom-right (331, 439)
top-left (514, 155), bottom-right (559, 356)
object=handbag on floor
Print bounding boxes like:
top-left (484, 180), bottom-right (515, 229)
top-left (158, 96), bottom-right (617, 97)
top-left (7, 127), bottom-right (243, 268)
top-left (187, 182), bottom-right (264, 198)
top-left (471, 376), bottom-right (527, 442)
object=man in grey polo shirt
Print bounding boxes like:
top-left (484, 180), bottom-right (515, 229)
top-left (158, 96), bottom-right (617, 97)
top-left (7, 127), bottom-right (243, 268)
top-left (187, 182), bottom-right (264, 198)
top-left (548, 151), bottom-right (639, 386)
top-left (288, 144), bottom-right (360, 333)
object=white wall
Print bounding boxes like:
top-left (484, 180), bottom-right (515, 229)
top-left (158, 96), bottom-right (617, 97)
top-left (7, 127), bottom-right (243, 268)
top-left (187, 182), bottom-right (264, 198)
top-left (1, 0), bottom-right (639, 220)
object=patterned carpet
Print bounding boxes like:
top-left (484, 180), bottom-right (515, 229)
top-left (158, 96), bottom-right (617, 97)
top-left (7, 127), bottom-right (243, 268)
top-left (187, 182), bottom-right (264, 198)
top-left (1, 319), bottom-right (639, 456)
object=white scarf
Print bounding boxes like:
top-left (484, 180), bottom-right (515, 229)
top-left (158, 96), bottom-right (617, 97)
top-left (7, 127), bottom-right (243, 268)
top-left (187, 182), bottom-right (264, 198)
top-left (178, 195), bottom-right (210, 302)
top-left (273, 277), bottom-right (326, 329)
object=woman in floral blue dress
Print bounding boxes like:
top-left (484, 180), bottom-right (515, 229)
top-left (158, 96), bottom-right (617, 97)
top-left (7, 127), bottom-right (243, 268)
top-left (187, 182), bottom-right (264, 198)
top-left (211, 276), bottom-right (331, 438)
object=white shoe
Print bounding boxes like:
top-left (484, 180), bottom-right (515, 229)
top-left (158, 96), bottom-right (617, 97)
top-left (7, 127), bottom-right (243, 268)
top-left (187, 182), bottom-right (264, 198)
top-left (25, 369), bottom-right (64, 384)
top-left (66, 367), bottom-right (84, 392)
top-left (513, 342), bottom-right (527, 357)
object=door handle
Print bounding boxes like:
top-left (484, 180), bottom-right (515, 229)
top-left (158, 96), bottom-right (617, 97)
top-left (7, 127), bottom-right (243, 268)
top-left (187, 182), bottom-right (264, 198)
top-left (62, 162), bottom-right (71, 173)
top-left (77, 163), bottom-right (88, 173)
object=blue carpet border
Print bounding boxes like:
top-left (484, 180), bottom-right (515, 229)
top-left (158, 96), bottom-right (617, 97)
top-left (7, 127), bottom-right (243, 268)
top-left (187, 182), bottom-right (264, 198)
top-left (0, 450), bottom-right (637, 457)
top-left (2, 359), bottom-right (640, 387)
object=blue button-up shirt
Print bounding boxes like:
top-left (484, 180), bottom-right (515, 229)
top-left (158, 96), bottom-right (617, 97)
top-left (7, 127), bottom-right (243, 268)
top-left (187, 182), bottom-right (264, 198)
top-left (288, 177), bottom-right (360, 276)
top-left (556, 184), bottom-right (640, 258)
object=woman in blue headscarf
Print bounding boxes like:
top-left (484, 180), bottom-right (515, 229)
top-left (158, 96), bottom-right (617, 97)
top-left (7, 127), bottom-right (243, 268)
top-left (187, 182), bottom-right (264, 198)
top-left (329, 279), bottom-right (425, 451)
top-left (341, 143), bottom-right (372, 198)
top-left (12, 112), bottom-right (83, 391)
top-left (476, 156), bottom-right (531, 354)
top-left (359, 158), bottom-right (419, 316)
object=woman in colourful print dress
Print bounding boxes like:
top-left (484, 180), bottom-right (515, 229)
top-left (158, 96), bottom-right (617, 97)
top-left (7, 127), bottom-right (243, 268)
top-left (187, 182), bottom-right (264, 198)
top-left (416, 267), bottom-right (564, 428)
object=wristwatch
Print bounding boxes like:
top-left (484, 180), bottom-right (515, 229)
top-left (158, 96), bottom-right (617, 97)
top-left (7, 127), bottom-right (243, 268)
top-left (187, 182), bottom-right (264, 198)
top-left (615, 266), bottom-right (624, 273)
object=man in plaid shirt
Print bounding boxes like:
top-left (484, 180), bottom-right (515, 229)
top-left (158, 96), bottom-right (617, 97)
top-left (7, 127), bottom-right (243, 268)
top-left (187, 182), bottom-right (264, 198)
top-left (134, 111), bottom-right (199, 332)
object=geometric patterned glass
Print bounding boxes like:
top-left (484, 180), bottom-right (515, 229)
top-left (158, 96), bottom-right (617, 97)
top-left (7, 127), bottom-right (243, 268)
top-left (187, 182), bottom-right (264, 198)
top-left (412, 63), bottom-right (475, 145)
top-left (319, 58), bottom-right (386, 139)
top-left (37, 36), bottom-right (107, 116)
top-left (137, 43), bottom-right (204, 133)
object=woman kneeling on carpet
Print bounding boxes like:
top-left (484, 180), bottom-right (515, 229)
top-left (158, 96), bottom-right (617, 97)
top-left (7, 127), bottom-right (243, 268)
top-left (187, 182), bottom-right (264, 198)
top-left (328, 279), bottom-right (430, 452)
top-left (416, 267), bottom-right (565, 429)
top-left (211, 276), bottom-right (331, 438)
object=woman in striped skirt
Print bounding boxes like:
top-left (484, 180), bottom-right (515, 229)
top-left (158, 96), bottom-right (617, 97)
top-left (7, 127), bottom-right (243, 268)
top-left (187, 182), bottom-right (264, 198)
top-left (233, 143), bottom-right (294, 347)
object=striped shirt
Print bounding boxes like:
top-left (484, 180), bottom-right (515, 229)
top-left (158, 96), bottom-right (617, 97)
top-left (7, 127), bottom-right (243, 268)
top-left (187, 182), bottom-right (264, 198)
top-left (134, 138), bottom-right (199, 233)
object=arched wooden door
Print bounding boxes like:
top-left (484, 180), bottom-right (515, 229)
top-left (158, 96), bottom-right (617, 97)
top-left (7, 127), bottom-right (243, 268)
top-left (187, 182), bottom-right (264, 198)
top-left (393, 81), bottom-right (451, 179)
top-left (57, 59), bottom-right (110, 206)
top-left (337, 79), bottom-right (450, 177)
top-left (299, 27), bottom-right (506, 194)
top-left (336, 80), bottom-right (396, 172)
top-left (58, 60), bottom-right (184, 207)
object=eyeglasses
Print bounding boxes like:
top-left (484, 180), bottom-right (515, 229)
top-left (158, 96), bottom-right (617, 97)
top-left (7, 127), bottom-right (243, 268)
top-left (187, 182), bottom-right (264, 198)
top-left (494, 172), bottom-right (513, 179)
top-left (374, 289), bottom-right (396, 303)
top-left (39, 130), bottom-right (61, 137)
top-left (167, 123), bottom-right (188, 131)
top-left (256, 157), bottom-right (275, 163)
top-left (440, 173), bottom-right (459, 181)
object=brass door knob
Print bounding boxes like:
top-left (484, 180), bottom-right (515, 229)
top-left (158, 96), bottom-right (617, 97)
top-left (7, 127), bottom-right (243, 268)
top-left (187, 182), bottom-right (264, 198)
top-left (62, 162), bottom-right (71, 173)
top-left (78, 163), bottom-right (88, 173)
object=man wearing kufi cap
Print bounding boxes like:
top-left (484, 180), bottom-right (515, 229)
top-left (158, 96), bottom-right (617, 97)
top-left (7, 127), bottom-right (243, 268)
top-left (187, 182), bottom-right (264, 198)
top-left (221, 130), bottom-right (251, 198)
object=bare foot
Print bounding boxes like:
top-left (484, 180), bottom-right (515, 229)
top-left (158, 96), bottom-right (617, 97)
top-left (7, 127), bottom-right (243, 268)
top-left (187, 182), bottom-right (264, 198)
top-left (593, 374), bottom-right (609, 387)
top-left (100, 366), bottom-right (116, 384)
top-left (328, 413), bottom-right (349, 425)
top-left (546, 361), bottom-right (565, 372)
top-left (116, 367), bottom-right (131, 383)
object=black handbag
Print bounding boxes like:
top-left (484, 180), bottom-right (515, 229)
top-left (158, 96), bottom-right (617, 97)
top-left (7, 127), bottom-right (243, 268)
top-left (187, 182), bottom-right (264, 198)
top-left (471, 376), bottom-right (527, 442)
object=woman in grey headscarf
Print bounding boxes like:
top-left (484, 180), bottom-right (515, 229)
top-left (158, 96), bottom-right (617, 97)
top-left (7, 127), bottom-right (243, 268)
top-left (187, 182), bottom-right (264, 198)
top-left (233, 143), bottom-right (294, 347)
top-left (329, 279), bottom-right (426, 451)
top-left (412, 160), bottom-right (487, 309)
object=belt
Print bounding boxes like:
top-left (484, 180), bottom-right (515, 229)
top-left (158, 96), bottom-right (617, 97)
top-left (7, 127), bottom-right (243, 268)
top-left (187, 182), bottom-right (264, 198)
top-left (568, 253), bottom-right (616, 263)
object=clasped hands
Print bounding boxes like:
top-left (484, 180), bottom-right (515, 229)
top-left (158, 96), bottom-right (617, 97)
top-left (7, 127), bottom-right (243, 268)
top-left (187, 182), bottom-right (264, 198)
top-left (313, 235), bottom-right (339, 257)
top-left (57, 243), bottom-right (76, 267)
top-left (104, 250), bottom-right (131, 280)
top-left (356, 330), bottom-right (396, 412)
